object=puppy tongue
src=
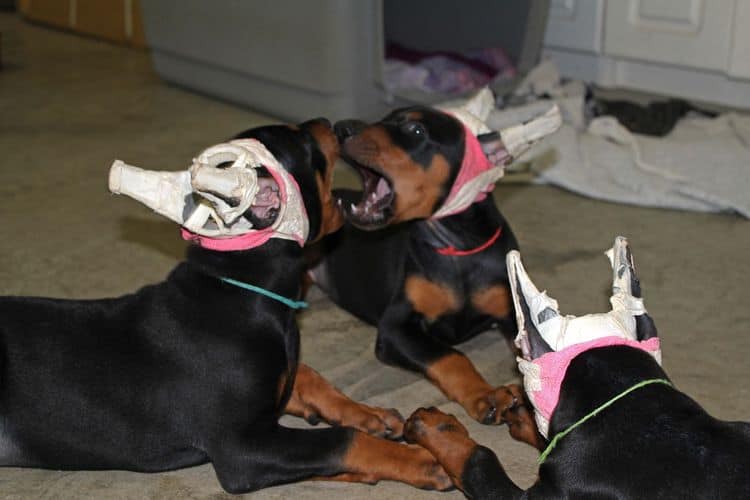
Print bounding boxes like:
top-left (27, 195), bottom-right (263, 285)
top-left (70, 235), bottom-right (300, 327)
top-left (375, 177), bottom-right (390, 199)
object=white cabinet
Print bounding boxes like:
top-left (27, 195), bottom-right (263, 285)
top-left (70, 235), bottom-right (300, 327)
top-left (604, 0), bottom-right (734, 72)
top-left (543, 0), bottom-right (750, 109)
top-left (544, 0), bottom-right (605, 53)
top-left (729, 0), bottom-right (750, 79)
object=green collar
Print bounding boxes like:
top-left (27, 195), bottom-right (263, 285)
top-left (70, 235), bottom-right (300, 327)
top-left (538, 378), bottom-right (672, 464)
top-left (219, 276), bottom-right (308, 310)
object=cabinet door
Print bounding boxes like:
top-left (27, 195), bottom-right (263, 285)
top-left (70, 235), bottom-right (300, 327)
top-left (729, 0), bottom-right (750, 78)
top-left (544, 0), bottom-right (605, 53)
top-left (604, 0), bottom-right (734, 71)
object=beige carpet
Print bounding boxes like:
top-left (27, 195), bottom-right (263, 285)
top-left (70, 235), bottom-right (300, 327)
top-left (1, 13), bottom-right (749, 499)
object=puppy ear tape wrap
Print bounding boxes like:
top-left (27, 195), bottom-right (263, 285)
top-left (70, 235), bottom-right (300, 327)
top-left (433, 88), bottom-right (561, 219)
top-left (109, 138), bottom-right (309, 251)
top-left (507, 237), bottom-right (662, 438)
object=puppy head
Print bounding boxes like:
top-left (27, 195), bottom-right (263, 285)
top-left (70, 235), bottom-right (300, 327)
top-left (334, 107), bottom-right (467, 229)
top-left (334, 89), bottom-right (561, 229)
top-left (110, 118), bottom-right (342, 250)
top-left (234, 118), bottom-right (343, 244)
top-left (506, 236), bottom-right (662, 437)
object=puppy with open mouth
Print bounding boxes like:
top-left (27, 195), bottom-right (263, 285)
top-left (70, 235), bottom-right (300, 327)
top-left (311, 89), bottom-right (561, 440)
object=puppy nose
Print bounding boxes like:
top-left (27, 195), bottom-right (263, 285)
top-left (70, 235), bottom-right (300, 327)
top-left (334, 120), bottom-right (366, 143)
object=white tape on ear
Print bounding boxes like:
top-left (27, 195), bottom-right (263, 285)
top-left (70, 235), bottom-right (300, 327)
top-left (507, 250), bottom-right (562, 356)
top-left (438, 87), bottom-right (495, 136)
top-left (499, 105), bottom-right (562, 159)
top-left (509, 236), bottom-right (662, 437)
top-left (190, 144), bottom-right (260, 225)
top-left (433, 91), bottom-right (561, 219)
top-left (109, 139), bottom-right (309, 247)
top-left (109, 161), bottom-right (193, 225)
top-left (606, 235), bottom-right (648, 317)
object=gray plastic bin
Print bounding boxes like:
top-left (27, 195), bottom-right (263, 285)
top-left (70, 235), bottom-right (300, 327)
top-left (142, 0), bottom-right (548, 122)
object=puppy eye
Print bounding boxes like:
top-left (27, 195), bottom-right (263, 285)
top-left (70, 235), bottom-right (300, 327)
top-left (402, 122), bottom-right (426, 137)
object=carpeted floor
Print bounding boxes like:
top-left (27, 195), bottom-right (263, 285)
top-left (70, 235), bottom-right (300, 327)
top-left (1, 13), bottom-right (748, 499)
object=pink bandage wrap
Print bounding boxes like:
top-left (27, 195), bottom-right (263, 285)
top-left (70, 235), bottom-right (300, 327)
top-left (520, 336), bottom-right (661, 431)
top-left (430, 125), bottom-right (502, 219)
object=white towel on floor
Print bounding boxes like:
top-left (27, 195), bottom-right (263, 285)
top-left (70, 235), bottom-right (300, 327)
top-left (495, 105), bottom-right (750, 217)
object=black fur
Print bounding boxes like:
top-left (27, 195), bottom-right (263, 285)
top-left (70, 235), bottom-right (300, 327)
top-left (460, 346), bottom-right (750, 499)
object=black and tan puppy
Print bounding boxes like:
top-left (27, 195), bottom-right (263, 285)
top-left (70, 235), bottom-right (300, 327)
top-left (312, 90), bottom-right (559, 435)
top-left (405, 237), bottom-right (750, 499)
top-left (0, 120), bottom-right (450, 494)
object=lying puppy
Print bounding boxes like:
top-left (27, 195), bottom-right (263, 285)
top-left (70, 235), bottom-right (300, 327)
top-left (0, 120), bottom-right (450, 494)
top-left (405, 236), bottom-right (750, 499)
top-left (311, 89), bottom-right (560, 431)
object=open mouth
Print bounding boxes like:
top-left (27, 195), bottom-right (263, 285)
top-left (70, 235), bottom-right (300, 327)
top-left (205, 163), bottom-right (282, 229)
top-left (338, 161), bottom-right (395, 229)
top-left (243, 171), bottom-right (280, 229)
top-left (244, 175), bottom-right (280, 229)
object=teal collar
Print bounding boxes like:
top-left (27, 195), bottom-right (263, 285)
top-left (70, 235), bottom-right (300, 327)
top-left (538, 378), bottom-right (672, 464)
top-left (219, 276), bottom-right (308, 310)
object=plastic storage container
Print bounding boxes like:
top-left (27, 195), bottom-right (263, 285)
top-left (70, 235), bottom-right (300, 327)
top-left (141, 0), bottom-right (548, 121)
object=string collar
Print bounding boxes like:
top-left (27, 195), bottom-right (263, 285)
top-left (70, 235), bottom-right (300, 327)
top-left (435, 226), bottom-right (503, 256)
top-left (538, 378), bottom-right (672, 464)
top-left (219, 276), bottom-right (308, 309)
top-left (424, 217), bottom-right (503, 257)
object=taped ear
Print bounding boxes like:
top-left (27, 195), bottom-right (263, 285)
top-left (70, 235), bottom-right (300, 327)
top-left (110, 138), bottom-right (310, 247)
top-left (477, 104), bottom-right (563, 168)
top-left (497, 105), bottom-right (562, 160)
top-left (507, 250), bottom-right (555, 359)
top-left (606, 236), bottom-right (659, 341)
top-left (477, 131), bottom-right (511, 168)
top-left (439, 87), bottom-right (562, 163)
top-left (438, 87), bottom-right (495, 136)
top-left (190, 145), bottom-right (260, 226)
top-left (635, 312), bottom-right (659, 342)
top-left (462, 87), bottom-right (495, 123)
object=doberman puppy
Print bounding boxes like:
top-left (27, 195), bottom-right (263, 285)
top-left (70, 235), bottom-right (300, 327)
top-left (405, 237), bottom-right (750, 499)
top-left (311, 94), bottom-right (558, 435)
top-left (0, 120), bottom-right (450, 494)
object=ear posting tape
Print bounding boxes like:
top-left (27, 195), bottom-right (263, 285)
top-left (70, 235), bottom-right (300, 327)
top-left (110, 139), bottom-right (309, 251)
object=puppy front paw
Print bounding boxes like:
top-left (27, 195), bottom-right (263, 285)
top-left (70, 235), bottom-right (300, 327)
top-left (464, 384), bottom-right (521, 425)
top-left (502, 398), bottom-right (545, 450)
top-left (295, 399), bottom-right (405, 440)
top-left (404, 407), bottom-right (469, 447)
top-left (405, 407), bottom-right (475, 490)
top-left (346, 405), bottom-right (405, 440)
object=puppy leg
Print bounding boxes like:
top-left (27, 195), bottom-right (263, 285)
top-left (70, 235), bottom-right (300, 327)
top-left (375, 303), bottom-right (519, 425)
top-left (337, 431), bottom-right (451, 490)
top-left (285, 363), bottom-right (405, 439)
top-left (427, 353), bottom-right (520, 425)
top-left (502, 385), bottom-right (546, 450)
top-left (405, 407), bottom-right (524, 499)
top-left (209, 425), bottom-right (451, 493)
